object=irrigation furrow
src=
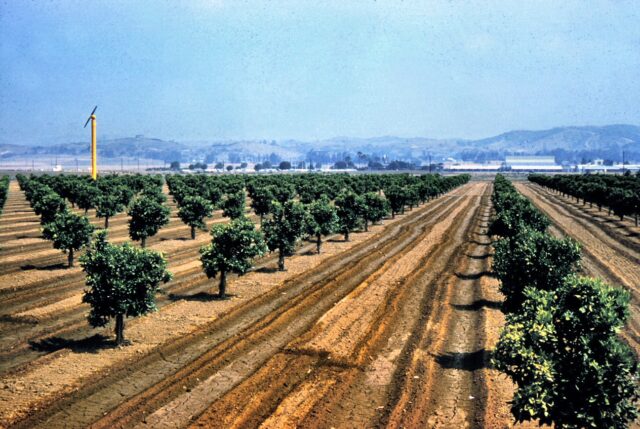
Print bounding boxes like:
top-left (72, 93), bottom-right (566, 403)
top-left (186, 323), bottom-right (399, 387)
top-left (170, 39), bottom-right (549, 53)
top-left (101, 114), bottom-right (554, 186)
top-left (12, 185), bottom-right (475, 429)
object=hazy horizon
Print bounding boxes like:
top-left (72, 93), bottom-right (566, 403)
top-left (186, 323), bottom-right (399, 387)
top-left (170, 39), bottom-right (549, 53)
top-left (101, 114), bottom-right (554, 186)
top-left (1, 1), bottom-right (639, 146)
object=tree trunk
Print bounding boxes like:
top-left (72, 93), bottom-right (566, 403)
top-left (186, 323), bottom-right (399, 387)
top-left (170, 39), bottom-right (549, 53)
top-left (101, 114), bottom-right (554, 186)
top-left (115, 314), bottom-right (125, 345)
top-left (68, 248), bottom-right (74, 268)
top-left (278, 248), bottom-right (286, 271)
top-left (219, 270), bottom-right (227, 298)
top-left (392, 211), bottom-right (395, 219)
top-left (104, 216), bottom-right (109, 229)
top-left (191, 225), bottom-right (196, 239)
top-left (364, 219), bottom-right (369, 231)
top-left (316, 234), bottom-right (322, 254)
top-left (401, 206), bottom-right (405, 214)
top-left (141, 236), bottom-right (146, 248)
top-left (344, 230), bottom-right (350, 242)
top-left (85, 208), bottom-right (88, 215)
top-left (635, 214), bottom-right (638, 227)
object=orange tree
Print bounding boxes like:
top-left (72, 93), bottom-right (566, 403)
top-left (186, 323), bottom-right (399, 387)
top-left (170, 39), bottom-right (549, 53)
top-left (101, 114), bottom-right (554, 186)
top-left (200, 216), bottom-right (266, 298)
top-left (493, 275), bottom-right (638, 428)
top-left (262, 200), bottom-right (306, 271)
top-left (128, 196), bottom-right (170, 247)
top-left (305, 195), bottom-right (339, 254)
top-left (42, 209), bottom-right (95, 267)
top-left (81, 231), bottom-right (172, 345)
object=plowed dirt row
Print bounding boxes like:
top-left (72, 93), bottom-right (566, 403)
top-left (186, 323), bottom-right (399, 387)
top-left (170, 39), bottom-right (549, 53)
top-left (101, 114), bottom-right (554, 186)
top-left (517, 183), bottom-right (640, 355)
top-left (2, 184), bottom-right (476, 428)
top-left (139, 183), bottom-right (485, 429)
top-left (528, 184), bottom-right (640, 254)
top-left (531, 184), bottom-right (640, 241)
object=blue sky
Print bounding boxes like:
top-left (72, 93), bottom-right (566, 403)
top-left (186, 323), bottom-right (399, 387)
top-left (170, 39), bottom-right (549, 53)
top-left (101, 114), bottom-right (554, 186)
top-left (1, 0), bottom-right (639, 145)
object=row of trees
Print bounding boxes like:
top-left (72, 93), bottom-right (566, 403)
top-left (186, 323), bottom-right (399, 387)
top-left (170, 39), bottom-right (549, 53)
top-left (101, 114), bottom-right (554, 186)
top-left (16, 174), bottom-right (171, 265)
top-left (13, 172), bottom-right (469, 345)
top-left (529, 173), bottom-right (640, 226)
top-left (489, 174), bottom-right (638, 428)
top-left (0, 175), bottom-right (8, 215)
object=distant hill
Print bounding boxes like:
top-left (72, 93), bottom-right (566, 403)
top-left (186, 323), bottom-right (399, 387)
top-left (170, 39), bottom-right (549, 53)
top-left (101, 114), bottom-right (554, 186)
top-left (1, 125), bottom-right (639, 165)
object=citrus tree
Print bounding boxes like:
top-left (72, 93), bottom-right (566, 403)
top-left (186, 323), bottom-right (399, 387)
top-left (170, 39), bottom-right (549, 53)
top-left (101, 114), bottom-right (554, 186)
top-left (493, 275), bottom-right (639, 428)
top-left (262, 200), bottom-right (306, 271)
top-left (33, 191), bottom-right (67, 224)
top-left (335, 189), bottom-right (363, 241)
top-left (42, 210), bottom-right (95, 267)
top-left (361, 192), bottom-right (390, 231)
top-left (222, 190), bottom-right (246, 219)
top-left (128, 197), bottom-right (170, 247)
top-left (95, 190), bottom-right (125, 229)
top-left (200, 217), bottom-right (267, 298)
top-left (493, 227), bottom-right (582, 313)
top-left (81, 231), bottom-right (172, 345)
top-left (177, 195), bottom-right (213, 239)
top-left (305, 196), bottom-right (339, 254)
top-left (249, 186), bottom-right (274, 223)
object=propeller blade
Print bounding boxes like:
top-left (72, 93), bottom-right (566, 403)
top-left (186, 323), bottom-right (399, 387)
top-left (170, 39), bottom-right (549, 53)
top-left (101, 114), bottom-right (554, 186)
top-left (83, 105), bottom-right (98, 128)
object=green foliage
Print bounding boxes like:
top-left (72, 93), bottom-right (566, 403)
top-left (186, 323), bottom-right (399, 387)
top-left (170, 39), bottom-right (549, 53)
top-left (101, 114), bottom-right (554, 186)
top-left (491, 174), bottom-right (639, 428)
top-left (200, 217), bottom-right (267, 297)
top-left (177, 195), bottom-right (213, 239)
top-left (128, 197), bottom-right (170, 246)
top-left (95, 190), bottom-right (125, 228)
top-left (262, 200), bottom-right (307, 270)
top-left (493, 276), bottom-right (639, 428)
top-left (42, 210), bottom-right (95, 267)
top-left (494, 227), bottom-right (582, 313)
top-left (361, 192), bottom-right (390, 230)
top-left (222, 190), bottom-right (246, 219)
top-left (33, 191), bottom-right (67, 224)
top-left (335, 189), bottom-right (364, 241)
top-left (249, 186), bottom-right (274, 221)
top-left (81, 231), bottom-right (172, 343)
top-left (305, 196), bottom-right (339, 253)
top-left (0, 176), bottom-right (9, 215)
top-left (384, 185), bottom-right (406, 216)
top-left (76, 183), bottom-right (100, 213)
top-left (489, 175), bottom-right (549, 237)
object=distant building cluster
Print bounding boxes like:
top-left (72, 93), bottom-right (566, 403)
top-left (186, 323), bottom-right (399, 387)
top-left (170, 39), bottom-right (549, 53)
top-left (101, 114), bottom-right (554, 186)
top-left (443, 156), bottom-right (640, 173)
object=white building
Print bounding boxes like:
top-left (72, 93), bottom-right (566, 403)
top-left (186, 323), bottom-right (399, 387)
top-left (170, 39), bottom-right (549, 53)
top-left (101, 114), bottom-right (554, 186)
top-left (504, 156), bottom-right (562, 172)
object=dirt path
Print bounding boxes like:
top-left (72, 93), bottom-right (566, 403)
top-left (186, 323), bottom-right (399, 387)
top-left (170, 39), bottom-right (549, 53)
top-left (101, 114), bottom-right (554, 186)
top-left (2, 183), bottom-right (476, 428)
top-left (153, 183), bottom-right (509, 429)
top-left (517, 183), bottom-right (640, 355)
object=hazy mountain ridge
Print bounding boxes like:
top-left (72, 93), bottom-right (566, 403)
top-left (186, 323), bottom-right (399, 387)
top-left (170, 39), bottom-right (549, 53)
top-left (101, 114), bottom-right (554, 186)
top-left (1, 125), bottom-right (639, 164)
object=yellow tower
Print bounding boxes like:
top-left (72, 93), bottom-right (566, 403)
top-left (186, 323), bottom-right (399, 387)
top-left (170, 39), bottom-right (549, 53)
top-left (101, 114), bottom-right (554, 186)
top-left (84, 106), bottom-right (98, 180)
top-left (91, 115), bottom-right (97, 180)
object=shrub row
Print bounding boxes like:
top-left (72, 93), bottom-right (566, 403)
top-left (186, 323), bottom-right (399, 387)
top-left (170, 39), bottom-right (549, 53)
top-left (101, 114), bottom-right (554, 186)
top-left (0, 175), bottom-right (9, 214)
top-left (490, 174), bottom-right (638, 428)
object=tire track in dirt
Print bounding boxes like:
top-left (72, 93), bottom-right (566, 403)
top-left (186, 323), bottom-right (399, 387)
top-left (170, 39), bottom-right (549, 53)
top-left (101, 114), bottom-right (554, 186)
top-left (12, 186), bottom-right (476, 429)
top-left (517, 183), bottom-right (640, 355)
top-left (185, 184), bottom-right (488, 429)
